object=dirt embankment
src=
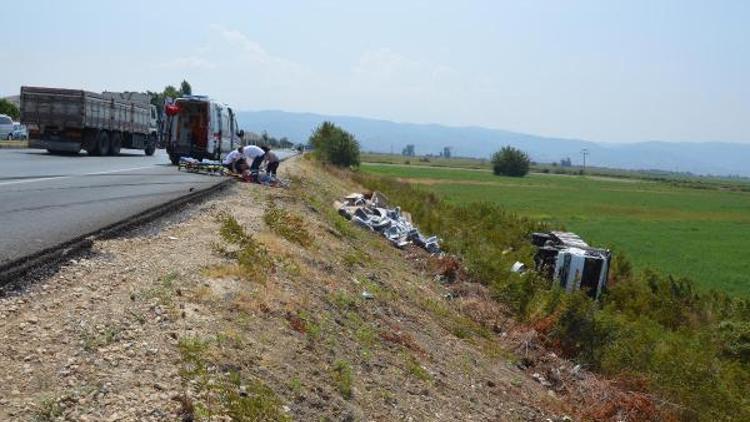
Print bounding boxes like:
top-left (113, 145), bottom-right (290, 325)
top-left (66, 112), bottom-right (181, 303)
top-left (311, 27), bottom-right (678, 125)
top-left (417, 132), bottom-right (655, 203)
top-left (0, 157), bottom-right (636, 421)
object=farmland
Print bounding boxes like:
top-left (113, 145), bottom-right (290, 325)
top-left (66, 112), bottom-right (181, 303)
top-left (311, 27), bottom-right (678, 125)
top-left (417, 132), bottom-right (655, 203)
top-left (360, 162), bottom-right (750, 296)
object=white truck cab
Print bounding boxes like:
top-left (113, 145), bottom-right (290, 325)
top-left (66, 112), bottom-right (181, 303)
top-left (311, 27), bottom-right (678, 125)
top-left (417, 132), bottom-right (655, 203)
top-left (532, 231), bottom-right (611, 298)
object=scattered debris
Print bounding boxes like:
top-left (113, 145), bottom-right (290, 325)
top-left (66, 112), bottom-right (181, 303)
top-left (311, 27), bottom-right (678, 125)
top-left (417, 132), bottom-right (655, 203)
top-left (532, 372), bottom-right (552, 388)
top-left (530, 231), bottom-right (611, 298)
top-left (510, 261), bottom-right (526, 274)
top-left (361, 291), bottom-right (375, 300)
top-left (335, 192), bottom-right (441, 254)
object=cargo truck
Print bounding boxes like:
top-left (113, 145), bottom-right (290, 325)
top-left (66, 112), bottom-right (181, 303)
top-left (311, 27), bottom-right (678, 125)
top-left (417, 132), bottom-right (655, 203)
top-left (20, 86), bottom-right (158, 156)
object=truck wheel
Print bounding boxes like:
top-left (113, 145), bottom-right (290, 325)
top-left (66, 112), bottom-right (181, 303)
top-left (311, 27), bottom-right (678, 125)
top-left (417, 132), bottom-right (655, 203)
top-left (144, 133), bottom-right (157, 156)
top-left (94, 131), bottom-right (110, 156)
top-left (109, 133), bottom-right (122, 156)
top-left (87, 131), bottom-right (108, 156)
top-left (169, 153), bottom-right (180, 165)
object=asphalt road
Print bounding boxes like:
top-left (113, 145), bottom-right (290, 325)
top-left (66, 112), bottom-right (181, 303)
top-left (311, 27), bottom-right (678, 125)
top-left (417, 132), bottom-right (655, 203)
top-left (0, 148), bottom-right (293, 265)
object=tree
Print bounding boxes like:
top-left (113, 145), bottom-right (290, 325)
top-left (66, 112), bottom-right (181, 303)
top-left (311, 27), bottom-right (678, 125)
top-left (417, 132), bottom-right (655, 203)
top-left (491, 146), bottom-right (530, 177)
top-left (0, 99), bottom-right (20, 120)
top-left (308, 121), bottom-right (360, 167)
top-left (163, 85), bottom-right (181, 100)
top-left (180, 80), bottom-right (192, 96)
top-left (146, 80), bottom-right (195, 120)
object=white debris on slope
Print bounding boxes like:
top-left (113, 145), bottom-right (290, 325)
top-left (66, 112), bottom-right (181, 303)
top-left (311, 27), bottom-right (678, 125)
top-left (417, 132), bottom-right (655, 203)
top-left (335, 192), bottom-right (441, 254)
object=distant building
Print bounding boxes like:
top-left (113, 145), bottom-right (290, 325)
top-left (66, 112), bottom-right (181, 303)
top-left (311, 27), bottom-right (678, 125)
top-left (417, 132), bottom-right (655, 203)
top-left (443, 146), bottom-right (452, 158)
top-left (402, 144), bottom-right (415, 156)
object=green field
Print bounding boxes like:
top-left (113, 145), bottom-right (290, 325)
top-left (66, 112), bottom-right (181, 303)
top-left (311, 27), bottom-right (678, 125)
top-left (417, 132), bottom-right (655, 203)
top-left (361, 162), bottom-right (750, 296)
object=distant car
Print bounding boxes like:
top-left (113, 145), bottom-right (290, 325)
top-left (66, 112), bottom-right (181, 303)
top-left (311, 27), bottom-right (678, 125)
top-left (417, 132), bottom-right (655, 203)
top-left (0, 114), bottom-right (14, 139)
top-left (9, 123), bottom-right (28, 140)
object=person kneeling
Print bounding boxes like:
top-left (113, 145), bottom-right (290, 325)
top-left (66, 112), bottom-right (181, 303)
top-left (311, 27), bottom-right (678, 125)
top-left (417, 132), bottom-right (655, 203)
top-left (222, 147), bottom-right (246, 173)
top-left (261, 146), bottom-right (280, 177)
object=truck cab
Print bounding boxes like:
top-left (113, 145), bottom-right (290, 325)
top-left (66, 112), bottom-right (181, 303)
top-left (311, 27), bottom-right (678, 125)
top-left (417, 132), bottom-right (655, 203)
top-left (532, 231), bottom-right (611, 298)
top-left (165, 95), bottom-right (243, 165)
top-left (149, 105), bottom-right (158, 140)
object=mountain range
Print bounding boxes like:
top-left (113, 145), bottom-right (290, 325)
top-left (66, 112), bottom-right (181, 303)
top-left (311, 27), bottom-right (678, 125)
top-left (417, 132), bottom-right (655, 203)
top-left (237, 110), bottom-right (750, 177)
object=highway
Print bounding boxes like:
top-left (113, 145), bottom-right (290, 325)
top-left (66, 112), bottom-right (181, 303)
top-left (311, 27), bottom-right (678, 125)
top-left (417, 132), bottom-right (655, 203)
top-left (0, 148), bottom-right (291, 266)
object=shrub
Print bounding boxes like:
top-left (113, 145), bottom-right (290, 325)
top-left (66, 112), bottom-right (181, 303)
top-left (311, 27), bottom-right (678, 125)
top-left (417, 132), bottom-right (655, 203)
top-left (216, 212), bottom-right (272, 283)
top-left (491, 146), bottom-right (530, 177)
top-left (263, 202), bottom-right (313, 247)
top-left (0, 98), bottom-right (19, 120)
top-left (718, 320), bottom-right (750, 363)
top-left (308, 121), bottom-right (360, 167)
top-left (332, 360), bottom-right (353, 399)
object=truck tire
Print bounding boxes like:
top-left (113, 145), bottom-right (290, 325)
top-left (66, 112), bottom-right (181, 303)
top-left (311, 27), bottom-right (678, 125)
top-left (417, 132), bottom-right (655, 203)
top-left (94, 131), bottom-right (110, 156)
top-left (109, 132), bottom-right (122, 156)
top-left (144, 133), bottom-right (157, 156)
top-left (87, 131), bottom-right (109, 156)
top-left (169, 153), bottom-right (180, 165)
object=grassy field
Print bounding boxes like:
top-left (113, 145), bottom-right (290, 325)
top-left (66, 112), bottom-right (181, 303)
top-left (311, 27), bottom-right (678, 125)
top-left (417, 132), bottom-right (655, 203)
top-left (362, 152), bottom-right (750, 191)
top-left (360, 162), bottom-right (750, 296)
top-left (362, 153), bottom-right (491, 169)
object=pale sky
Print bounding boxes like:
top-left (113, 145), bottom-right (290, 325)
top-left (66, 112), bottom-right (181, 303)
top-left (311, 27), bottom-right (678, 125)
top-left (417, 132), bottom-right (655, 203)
top-left (2, 0), bottom-right (748, 143)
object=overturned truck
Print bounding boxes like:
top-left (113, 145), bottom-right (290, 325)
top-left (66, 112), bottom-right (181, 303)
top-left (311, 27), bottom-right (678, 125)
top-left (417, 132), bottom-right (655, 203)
top-left (531, 232), bottom-right (611, 298)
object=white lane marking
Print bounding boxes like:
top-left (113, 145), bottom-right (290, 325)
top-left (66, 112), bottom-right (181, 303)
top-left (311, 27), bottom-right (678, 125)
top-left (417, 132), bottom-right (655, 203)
top-left (0, 166), bottom-right (159, 186)
top-left (84, 166), bottom-right (155, 176)
top-left (0, 176), bottom-right (69, 186)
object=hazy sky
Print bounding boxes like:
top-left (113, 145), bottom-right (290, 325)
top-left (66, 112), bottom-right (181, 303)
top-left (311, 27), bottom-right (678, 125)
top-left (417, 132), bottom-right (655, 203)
top-left (2, 0), bottom-right (748, 143)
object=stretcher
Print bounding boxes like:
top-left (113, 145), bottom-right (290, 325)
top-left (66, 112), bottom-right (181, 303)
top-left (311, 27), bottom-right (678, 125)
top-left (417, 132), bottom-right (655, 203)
top-left (177, 157), bottom-right (227, 176)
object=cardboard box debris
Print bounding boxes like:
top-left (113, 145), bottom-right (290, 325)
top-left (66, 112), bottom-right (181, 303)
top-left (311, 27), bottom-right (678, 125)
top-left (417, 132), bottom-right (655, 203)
top-left (335, 191), bottom-right (441, 254)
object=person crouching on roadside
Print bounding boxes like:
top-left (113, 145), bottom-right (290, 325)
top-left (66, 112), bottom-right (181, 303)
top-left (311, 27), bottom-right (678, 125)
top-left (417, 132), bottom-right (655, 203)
top-left (222, 147), bottom-right (246, 173)
top-left (242, 144), bottom-right (266, 175)
top-left (261, 146), bottom-right (280, 177)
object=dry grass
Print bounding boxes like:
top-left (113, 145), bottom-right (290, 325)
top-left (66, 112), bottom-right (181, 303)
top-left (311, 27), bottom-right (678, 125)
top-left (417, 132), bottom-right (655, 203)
top-left (201, 264), bottom-right (245, 279)
top-left (215, 212), bottom-right (272, 284)
top-left (263, 201), bottom-right (314, 248)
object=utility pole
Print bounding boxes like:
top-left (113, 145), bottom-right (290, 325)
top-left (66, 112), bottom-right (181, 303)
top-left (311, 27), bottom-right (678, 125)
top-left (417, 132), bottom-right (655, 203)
top-left (581, 149), bottom-right (589, 171)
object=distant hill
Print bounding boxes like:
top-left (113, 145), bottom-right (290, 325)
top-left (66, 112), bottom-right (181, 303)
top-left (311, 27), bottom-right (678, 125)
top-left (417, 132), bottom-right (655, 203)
top-left (236, 110), bottom-right (750, 177)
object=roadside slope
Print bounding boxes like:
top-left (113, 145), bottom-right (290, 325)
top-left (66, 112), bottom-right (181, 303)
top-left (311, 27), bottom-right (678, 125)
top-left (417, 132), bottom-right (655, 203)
top-left (1, 156), bottom-right (624, 420)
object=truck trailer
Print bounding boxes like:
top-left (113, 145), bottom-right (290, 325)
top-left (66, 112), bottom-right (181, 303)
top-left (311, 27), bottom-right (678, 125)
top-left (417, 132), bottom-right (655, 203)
top-left (20, 86), bottom-right (158, 156)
